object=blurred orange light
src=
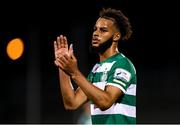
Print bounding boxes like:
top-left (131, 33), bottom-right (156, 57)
top-left (6, 38), bottom-right (24, 60)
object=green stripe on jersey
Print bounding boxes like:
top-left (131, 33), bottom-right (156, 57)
top-left (91, 114), bottom-right (136, 124)
top-left (117, 94), bottom-right (136, 107)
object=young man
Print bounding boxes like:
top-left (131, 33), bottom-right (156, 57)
top-left (54, 8), bottom-right (137, 124)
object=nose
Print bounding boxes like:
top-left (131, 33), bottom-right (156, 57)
top-left (93, 30), bottom-right (99, 37)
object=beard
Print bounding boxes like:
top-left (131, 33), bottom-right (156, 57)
top-left (89, 36), bottom-right (113, 54)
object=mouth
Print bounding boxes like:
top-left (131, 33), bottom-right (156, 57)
top-left (92, 38), bottom-right (100, 44)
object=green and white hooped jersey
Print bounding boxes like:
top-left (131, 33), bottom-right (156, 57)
top-left (87, 53), bottom-right (137, 124)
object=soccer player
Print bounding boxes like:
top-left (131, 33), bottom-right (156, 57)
top-left (54, 7), bottom-right (137, 124)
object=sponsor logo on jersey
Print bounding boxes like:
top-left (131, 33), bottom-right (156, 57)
top-left (114, 68), bottom-right (131, 82)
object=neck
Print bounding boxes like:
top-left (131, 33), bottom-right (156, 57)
top-left (99, 44), bottom-right (119, 62)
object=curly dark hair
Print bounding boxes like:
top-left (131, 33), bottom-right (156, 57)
top-left (99, 8), bottom-right (132, 41)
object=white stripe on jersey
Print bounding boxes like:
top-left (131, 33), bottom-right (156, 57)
top-left (91, 103), bottom-right (136, 118)
top-left (95, 61), bottom-right (116, 73)
top-left (106, 82), bottom-right (126, 93)
top-left (93, 82), bottom-right (136, 96)
top-left (126, 84), bottom-right (136, 96)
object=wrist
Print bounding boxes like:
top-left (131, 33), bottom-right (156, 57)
top-left (71, 70), bottom-right (81, 80)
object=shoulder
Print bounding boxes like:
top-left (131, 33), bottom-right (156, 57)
top-left (114, 53), bottom-right (134, 67)
top-left (112, 53), bottom-right (136, 75)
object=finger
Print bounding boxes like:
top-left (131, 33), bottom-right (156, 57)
top-left (69, 44), bottom-right (73, 56)
top-left (54, 41), bottom-right (58, 56)
top-left (63, 54), bottom-right (71, 61)
top-left (58, 55), bottom-right (69, 64)
top-left (54, 59), bottom-right (61, 67)
top-left (54, 60), bottom-right (64, 69)
top-left (56, 58), bottom-right (65, 68)
top-left (69, 44), bottom-right (76, 60)
top-left (63, 36), bottom-right (68, 49)
top-left (57, 36), bottom-right (61, 49)
top-left (54, 60), bottom-right (59, 67)
top-left (71, 51), bottom-right (76, 60)
top-left (60, 35), bottom-right (65, 48)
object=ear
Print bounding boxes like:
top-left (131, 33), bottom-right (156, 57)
top-left (113, 32), bottom-right (121, 42)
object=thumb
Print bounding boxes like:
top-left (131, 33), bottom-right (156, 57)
top-left (69, 44), bottom-right (76, 59)
top-left (69, 44), bottom-right (73, 55)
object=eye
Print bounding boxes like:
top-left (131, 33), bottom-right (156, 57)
top-left (100, 28), bottom-right (108, 32)
top-left (101, 29), bottom-right (107, 32)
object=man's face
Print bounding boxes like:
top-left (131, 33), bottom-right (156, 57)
top-left (91, 18), bottom-right (116, 53)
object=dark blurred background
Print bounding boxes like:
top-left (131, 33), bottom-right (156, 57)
top-left (0, 0), bottom-right (179, 124)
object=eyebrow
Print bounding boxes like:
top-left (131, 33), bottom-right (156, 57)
top-left (94, 25), bottom-right (108, 29)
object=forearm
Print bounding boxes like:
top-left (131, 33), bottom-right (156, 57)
top-left (59, 69), bottom-right (76, 109)
top-left (71, 70), bottom-right (111, 110)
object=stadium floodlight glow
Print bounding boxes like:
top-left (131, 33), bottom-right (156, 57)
top-left (6, 38), bottom-right (24, 60)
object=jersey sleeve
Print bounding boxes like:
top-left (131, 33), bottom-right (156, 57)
top-left (106, 59), bottom-right (134, 93)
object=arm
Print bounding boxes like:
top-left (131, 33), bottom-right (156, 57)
top-left (72, 70), bottom-right (123, 110)
top-left (54, 35), bottom-right (87, 110)
top-left (58, 69), bottom-right (87, 110)
top-left (57, 44), bottom-right (123, 111)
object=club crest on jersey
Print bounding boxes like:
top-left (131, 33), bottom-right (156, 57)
top-left (114, 68), bottom-right (131, 82)
top-left (101, 71), bottom-right (108, 82)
